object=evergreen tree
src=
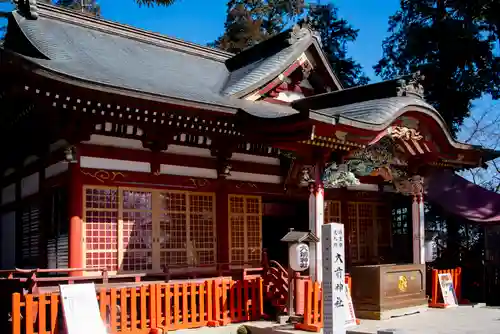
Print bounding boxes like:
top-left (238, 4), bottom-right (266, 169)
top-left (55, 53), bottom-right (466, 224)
top-left (212, 1), bottom-right (368, 88)
top-left (0, 0), bottom-right (176, 19)
top-left (53, 0), bottom-right (100, 16)
top-left (375, 0), bottom-right (500, 135)
top-left (133, 0), bottom-right (175, 7)
top-left (210, 0), bottom-right (305, 53)
top-left (377, 1), bottom-right (500, 273)
top-left (51, 0), bottom-right (176, 16)
top-left (451, 0), bottom-right (500, 41)
top-left (307, 4), bottom-right (369, 87)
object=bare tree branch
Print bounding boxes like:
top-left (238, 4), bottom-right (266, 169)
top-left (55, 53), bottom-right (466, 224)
top-left (458, 102), bottom-right (500, 192)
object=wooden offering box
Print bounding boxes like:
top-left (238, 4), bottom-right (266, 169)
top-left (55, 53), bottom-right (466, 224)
top-left (350, 264), bottom-right (428, 320)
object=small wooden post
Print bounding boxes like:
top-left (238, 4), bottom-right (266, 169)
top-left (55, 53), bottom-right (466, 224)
top-left (287, 264), bottom-right (295, 316)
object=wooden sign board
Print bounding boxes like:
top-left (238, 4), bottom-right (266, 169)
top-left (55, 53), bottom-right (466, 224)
top-left (438, 273), bottom-right (458, 307)
top-left (344, 285), bottom-right (357, 328)
top-left (59, 283), bottom-right (108, 334)
top-left (322, 223), bottom-right (346, 334)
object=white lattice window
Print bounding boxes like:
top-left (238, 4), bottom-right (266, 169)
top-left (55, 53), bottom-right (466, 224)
top-left (229, 195), bottom-right (262, 265)
top-left (83, 186), bottom-right (119, 272)
top-left (82, 186), bottom-right (216, 274)
top-left (121, 190), bottom-right (154, 272)
top-left (158, 191), bottom-right (216, 268)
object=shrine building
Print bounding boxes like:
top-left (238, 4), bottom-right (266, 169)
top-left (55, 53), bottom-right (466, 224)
top-left (1, 2), bottom-right (499, 288)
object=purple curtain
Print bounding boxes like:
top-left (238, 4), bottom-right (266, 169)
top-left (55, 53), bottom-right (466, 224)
top-left (425, 170), bottom-right (500, 223)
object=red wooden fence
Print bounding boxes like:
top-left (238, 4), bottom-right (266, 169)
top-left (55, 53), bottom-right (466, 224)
top-left (11, 277), bottom-right (264, 334)
top-left (295, 275), bottom-right (352, 332)
top-left (429, 267), bottom-right (462, 308)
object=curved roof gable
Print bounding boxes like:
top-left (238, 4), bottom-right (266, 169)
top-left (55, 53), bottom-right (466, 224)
top-left (314, 96), bottom-right (473, 151)
top-left (292, 75), bottom-right (480, 152)
top-left (221, 25), bottom-right (344, 98)
top-left (221, 36), bottom-right (312, 97)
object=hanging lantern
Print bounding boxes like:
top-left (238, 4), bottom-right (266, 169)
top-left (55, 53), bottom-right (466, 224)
top-left (424, 240), bottom-right (437, 262)
top-left (289, 243), bottom-right (310, 272)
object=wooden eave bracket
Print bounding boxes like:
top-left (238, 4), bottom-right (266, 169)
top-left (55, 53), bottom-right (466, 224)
top-left (210, 139), bottom-right (237, 179)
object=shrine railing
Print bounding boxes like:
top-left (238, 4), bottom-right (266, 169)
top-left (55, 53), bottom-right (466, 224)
top-left (11, 277), bottom-right (264, 334)
top-left (428, 267), bottom-right (462, 308)
top-left (295, 275), bottom-right (352, 333)
top-left (0, 262), bottom-right (264, 295)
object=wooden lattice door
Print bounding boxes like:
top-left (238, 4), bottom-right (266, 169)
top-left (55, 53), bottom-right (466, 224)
top-left (83, 186), bottom-right (216, 274)
top-left (348, 202), bottom-right (373, 263)
top-left (347, 202), bottom-right (391, 264)
top-left (324, 201), bottom-right (341, 224)
top-left (157, 191), bottom-right (216, 269)
top-left (120, 189), bottom-right (154, 272)
top-left (83, 186), bottom-right (119, 272)
top-left (229, 195), bottom-right (262, 265)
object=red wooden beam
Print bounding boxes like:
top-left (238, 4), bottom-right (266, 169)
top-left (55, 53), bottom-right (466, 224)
top-left (68, 162), bottom-right (84, 276)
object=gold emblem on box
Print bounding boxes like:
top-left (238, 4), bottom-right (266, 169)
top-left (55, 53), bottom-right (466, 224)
top-left (398, 275), bottom-right (408, 292)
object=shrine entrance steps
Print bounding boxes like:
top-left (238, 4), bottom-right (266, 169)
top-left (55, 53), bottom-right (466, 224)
top-left (262, 260), bottom-right (290, 316)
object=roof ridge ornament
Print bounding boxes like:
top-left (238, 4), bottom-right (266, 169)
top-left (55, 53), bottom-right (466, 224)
top-left (288, 23), bottom-right (310, 44)
top-left (15, 0), bottom-right (39, 20)
top-left (396, 71), bottom-right (425, 99)
top-left (289, 18), bottom-right (323, 46)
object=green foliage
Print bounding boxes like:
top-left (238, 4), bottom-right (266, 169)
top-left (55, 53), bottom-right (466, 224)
top-left (377, 2), bottom-right (500, 281)
top-left (306, 4), bottom-right (369, 87)
top-left (210, 0), bottom-right (306, 53)
top-left (450, 0), bottom-right (500, 41)
top-left (375, 0), bottom-right (500, 135)
top-left (53, 0), bottom-right (176, 16)
top-left (54, 0), bottom-right (100, 16)
top-left (131, 0), bottom-right (176, 7)
top-left (212, 1), bottom-right (369, 88)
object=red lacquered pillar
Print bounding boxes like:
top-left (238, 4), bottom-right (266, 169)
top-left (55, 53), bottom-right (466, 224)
top-left (68, 160), bottom-right (84, 276)
top-left (410, 175), bottom-right (425, 265)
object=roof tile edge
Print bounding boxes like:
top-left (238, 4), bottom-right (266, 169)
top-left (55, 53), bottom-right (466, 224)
top-left (33, 2), bottom-right (233, 62)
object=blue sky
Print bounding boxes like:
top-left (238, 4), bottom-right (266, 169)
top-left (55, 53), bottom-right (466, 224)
top-left (100, 0), bottom-right (399, 80)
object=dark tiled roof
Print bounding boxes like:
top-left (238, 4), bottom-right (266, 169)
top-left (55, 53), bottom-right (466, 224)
top-left (280, 230), bottom-right (319, 243)
top-left (313, 96), bottom-right (437, 127)
top-left (292, 78), bottom-right (407, 111)
top-left (221, 25), bottom-right (343, 97)
top-left (291, 76), bottom-right (452, 132)
top-left (6, 2), bottom-right (343, 107)
top-left (5, 6), bottom-right (299, 118)
top-left (6, 1), bottom-right (494, 163)
top-left (307, 96), bottom-right (479, 152)
top-left (221, 37), bottom-right (311, 97)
